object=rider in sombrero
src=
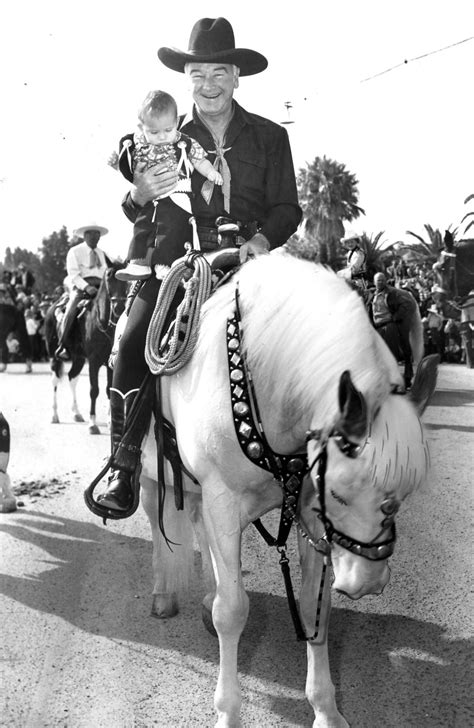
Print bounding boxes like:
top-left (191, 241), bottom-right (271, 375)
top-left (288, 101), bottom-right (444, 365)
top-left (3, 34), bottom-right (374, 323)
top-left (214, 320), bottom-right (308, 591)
top-left (55, 223), bottom-right (109, 360)
top-left (95, 17), bottom-right (302, 515)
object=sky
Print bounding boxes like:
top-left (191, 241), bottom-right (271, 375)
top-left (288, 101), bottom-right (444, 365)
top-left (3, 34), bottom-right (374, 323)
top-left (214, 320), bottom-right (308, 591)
top-left (1, 0), bottom-right (473, 262)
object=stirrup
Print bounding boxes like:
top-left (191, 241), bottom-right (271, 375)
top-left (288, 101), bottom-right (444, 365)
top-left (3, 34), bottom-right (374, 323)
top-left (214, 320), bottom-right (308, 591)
top-left (84, 455), bottom-right (141, 523)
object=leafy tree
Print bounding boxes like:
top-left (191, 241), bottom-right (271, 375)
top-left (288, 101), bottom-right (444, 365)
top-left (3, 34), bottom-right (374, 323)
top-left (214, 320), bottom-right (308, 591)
top-left (2, 245), bottom-right (41, 282)
top-left (295, 156), bottom-right (365, 267)
top-left (37, 226), bottom-right (70, 293)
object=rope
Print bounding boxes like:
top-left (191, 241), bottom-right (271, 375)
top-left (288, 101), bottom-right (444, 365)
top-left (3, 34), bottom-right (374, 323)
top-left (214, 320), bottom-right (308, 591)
top-left (145, 252), bottom-right (213, 375)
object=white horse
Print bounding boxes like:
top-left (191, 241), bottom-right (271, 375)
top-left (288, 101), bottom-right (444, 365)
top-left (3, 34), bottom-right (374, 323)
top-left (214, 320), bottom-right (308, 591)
top-left (134, 253), bottom-right (435, 727)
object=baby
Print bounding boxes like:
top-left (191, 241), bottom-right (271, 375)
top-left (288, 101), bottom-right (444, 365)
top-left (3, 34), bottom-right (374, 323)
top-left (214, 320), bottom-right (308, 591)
top-left (116, 90), bottom-right (223, 281)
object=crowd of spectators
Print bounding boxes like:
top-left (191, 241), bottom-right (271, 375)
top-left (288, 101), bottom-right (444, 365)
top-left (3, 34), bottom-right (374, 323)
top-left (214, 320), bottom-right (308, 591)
top-left (1, 267), bottom-right (64, 363)
top-left (382, 257), bottom-right (464, 364)
top-left (1, 254), bottom-right (468, 366)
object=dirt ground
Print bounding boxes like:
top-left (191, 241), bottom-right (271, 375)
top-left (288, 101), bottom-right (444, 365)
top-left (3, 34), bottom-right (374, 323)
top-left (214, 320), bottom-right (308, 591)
top-left (0, 361), bottom-right (473, 727)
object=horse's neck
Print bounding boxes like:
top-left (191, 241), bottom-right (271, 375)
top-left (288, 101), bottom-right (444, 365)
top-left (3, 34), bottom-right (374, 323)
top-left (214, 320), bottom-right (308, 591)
top-left (248, 357), bottom-right (316, 455)
top-left (93, 282), bottom-right (109, 326)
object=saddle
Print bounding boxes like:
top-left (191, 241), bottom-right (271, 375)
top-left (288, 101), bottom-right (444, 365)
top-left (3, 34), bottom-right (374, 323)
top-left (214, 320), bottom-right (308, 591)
top-left (85, 245), bottom-right (242, 524)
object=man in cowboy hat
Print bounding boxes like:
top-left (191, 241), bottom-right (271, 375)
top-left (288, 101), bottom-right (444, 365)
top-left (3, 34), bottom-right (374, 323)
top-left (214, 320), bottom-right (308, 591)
top-left (96, 17), bottom-right (302, 515)
top-left (55, 223), bottom-right (109, 359)
top-left (338, 228), bottom-right (368, 289)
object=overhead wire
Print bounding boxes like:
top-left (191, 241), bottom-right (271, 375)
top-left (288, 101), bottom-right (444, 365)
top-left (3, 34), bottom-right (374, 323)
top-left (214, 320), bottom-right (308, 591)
top-left (360, 35), bottom-right (474, 83)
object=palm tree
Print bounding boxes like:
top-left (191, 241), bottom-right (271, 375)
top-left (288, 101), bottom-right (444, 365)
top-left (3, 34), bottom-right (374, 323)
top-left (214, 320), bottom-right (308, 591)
top-left (405, 224), bottom-right (447, 263)
top-left (357, 231), bottom-right (391, 281)
top-left (296, 156), bottom-right (364, 266)
top-left (459, 194), bottom-right (474, 238)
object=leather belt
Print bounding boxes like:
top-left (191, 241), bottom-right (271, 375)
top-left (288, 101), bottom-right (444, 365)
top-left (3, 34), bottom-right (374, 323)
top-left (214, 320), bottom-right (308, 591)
top-left (196, 219), bottom-right (260, 251)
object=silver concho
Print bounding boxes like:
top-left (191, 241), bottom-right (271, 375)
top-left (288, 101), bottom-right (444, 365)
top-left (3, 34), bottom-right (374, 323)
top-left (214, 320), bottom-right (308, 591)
top-left (233, 402), bottom-right (249, 417)
top-left (288, 457), bottom-right (304, 473)
top-left (247, 442), bottom-right (263, 459)
top-left (228, 338), bottom-right (239, 351)
top-left (381, 497), bottom-right (400, 515)
top-left (230, 369), bottom-right (244, 382)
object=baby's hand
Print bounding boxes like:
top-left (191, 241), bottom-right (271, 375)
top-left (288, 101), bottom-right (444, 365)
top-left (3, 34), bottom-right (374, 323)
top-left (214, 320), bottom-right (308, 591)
top-left (210, 170), bottom-right (223, 185)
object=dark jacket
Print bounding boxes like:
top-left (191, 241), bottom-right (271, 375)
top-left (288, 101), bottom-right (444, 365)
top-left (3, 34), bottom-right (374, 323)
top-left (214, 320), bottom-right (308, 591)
top-left (369, 284), bottom-right (418, 331)
top-left (122, 101), bottom-right (302, 249)
top-left (11, 269), bottom-right (35, 294)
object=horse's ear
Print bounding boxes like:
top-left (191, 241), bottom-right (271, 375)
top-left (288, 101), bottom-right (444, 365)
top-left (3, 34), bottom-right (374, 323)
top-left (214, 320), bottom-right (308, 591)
top-left (104, 254), bottom-right (113, 268)
top-left (408, 354), bottom-right (439, 415)
top-left (336, 370), bottom-right (368, 440)
top-left (444, 230), bottom-right (454, 251)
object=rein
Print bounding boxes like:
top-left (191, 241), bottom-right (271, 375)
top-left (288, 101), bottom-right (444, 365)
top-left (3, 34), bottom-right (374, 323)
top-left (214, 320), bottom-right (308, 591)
top-left (95, 270), bottom-right (127, 336)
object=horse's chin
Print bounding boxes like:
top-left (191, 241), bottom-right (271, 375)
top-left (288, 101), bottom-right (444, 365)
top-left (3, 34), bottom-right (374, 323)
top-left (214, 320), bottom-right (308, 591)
top-left (331, 546), bottom-right (391, 599)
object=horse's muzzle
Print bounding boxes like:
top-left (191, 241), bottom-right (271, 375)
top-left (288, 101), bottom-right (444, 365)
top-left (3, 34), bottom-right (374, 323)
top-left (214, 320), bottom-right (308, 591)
top-left (331, 547), bottom-right (391, 599)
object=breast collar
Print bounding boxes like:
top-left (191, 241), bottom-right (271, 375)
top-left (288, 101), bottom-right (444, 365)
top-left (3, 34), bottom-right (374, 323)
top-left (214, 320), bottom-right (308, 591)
top-left (226, 287), bottom-right (308, 541)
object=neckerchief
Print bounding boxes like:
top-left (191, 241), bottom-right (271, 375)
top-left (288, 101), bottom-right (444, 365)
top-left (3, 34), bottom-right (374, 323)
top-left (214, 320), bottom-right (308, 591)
top-left (198, 109), bottom-right (234, 214)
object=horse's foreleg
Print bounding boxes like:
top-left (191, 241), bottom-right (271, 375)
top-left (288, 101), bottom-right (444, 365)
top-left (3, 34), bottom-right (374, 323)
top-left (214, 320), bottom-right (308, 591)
top-left (141, 475), bottom-right (194, 618)
top-left (185, 492), bottom-right (216, 630)
top-left (203, 487), bottom-right (248, 728)
top-left (298, 521), bottom-right (348, 728)
top-left (88, 363), bottom-right (100, 434)
top-left (51, 366), bottom-right (61, 423)
top-left (68, 364), bottom-right (85, 422)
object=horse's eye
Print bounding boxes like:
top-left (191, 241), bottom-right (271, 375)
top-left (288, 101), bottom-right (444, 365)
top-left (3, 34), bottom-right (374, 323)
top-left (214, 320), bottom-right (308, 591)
top-left (333, 434), bottom-right (361, 459)
top-left (330, 489), bottom-right (348, 506)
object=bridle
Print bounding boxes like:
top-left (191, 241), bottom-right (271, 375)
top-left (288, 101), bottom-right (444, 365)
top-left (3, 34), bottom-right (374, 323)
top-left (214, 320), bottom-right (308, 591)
top-left (305, 429), bottom-right (399, 561)
top-left (96, 269), bottom-right (127, 333)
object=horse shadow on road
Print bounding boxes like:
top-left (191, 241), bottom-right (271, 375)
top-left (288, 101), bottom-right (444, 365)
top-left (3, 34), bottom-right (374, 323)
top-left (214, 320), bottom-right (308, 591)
top-left (1, 510), bottom-right (472, 728)
top-left (428, 388), bottom-right (474, 408)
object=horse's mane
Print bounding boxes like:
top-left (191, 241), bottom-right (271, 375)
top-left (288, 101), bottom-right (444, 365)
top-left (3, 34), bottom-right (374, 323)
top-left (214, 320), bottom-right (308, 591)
top-left (200, 252), bottom-right (401, 432)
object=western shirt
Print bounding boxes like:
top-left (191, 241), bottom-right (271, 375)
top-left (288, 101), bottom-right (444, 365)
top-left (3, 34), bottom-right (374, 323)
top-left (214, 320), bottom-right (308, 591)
top-left (66, 242), bottom-right (107, 291)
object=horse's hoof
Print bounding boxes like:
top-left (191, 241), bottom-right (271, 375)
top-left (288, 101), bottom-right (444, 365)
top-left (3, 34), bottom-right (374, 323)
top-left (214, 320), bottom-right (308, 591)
top-left (89, 425), bottom-right (100, 435)
top-left (74, 414), bottom-right (85, 423)
top-left (51, 415), bottom-right (60, 424)
top-left (0, 364), bottom-right (6, 373)
top-left (150, 593), bottom-right (179, 618)
top-left (0, 498), bottom-right (17, 513)
top-left (202, 604), bottom-right (218, 637)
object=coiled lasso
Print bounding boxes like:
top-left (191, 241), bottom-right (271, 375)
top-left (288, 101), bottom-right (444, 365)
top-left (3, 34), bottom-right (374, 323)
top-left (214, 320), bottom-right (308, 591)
top-left (145, 249), bottom-right (213, 375)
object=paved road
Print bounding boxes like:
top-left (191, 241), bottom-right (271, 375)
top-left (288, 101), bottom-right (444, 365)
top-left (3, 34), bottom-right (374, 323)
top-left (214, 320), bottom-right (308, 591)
top-left (0, 362), bottom-right (473, 727)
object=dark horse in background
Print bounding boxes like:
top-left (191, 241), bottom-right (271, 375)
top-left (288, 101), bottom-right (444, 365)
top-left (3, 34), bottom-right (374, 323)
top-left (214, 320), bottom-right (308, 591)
top-left (44, 261), bottom-right (127, 432)
top-left (433, 231), bottom-right (474, 367)
top-left (434, 230), bottom-right (474, 299)
top-left (0, 291), bottom-right (33, 373)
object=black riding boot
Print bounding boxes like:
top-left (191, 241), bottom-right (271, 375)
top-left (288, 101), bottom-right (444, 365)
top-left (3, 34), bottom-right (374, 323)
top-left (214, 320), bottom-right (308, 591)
top-left (97, 389), bottom-right (137, 511)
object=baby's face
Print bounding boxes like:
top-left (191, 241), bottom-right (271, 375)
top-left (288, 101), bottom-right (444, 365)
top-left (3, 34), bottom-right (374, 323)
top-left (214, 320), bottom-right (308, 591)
top-left (140, 110), bottom-right (178, 145)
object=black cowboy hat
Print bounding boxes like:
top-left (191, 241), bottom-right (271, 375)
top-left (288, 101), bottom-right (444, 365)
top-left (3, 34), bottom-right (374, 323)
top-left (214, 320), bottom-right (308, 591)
top-left (158, 17), bottom-right (268, 77)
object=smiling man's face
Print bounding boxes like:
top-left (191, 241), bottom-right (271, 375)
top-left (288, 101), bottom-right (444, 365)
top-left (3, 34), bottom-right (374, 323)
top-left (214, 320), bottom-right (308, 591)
top-left (186, 62), bottom-right (239, 120)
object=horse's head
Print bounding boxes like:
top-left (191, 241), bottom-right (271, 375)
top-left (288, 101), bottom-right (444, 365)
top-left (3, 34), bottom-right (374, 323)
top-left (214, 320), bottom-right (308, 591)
top-left (305, 370), bottom-right (430, 600)
top-left (100, 261), bottom-right (128, 323)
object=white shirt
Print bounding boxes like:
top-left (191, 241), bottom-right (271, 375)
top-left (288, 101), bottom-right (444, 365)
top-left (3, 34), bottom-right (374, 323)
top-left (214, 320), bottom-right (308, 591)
top-left (347, 247), bottom-right (366, 275)
top-left (65, 241), bottom-right (107, 291)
